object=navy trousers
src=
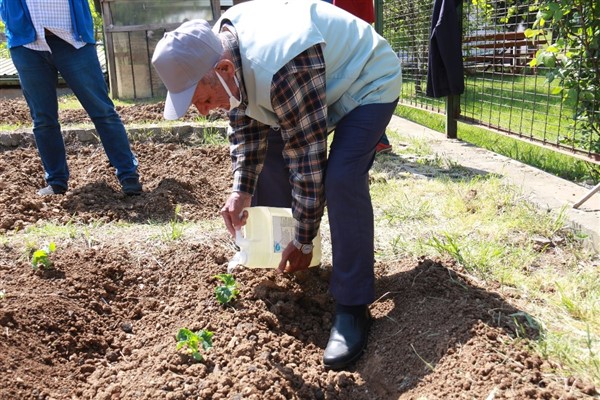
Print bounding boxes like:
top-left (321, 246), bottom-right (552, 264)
top-left (10, 37), bottom-right (139, 189)
top-left (253, 100), bottom-right (398, 305)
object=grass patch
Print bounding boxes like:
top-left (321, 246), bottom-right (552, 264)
top-left (400, 74), bottom-right (582, 152)
top-left (460, 73), bottom-right (569, 145)
top-left (395, 104), bottom-right (597, 184)
top-left (0, 122), bottom-right (27, 131)
top-left (158, 205), bottom-right (187, 242)
top-left (371, 131), bottom-right (600, 386)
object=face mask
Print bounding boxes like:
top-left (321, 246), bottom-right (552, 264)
top-left (216, 71), bottom-right (241, 112)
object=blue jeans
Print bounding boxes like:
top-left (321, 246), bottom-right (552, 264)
top-left (10, 37), bottom-right (139, 189)
top-left (253, 100), bottom-right (398, 305)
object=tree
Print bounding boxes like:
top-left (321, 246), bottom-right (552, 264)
top-left (526, 0), bottom-right (600, 155)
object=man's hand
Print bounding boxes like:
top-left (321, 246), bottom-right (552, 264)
top-left (277, 242), bottom-right (312, 273)
top-left (220, 191), bottom-right (252, 236)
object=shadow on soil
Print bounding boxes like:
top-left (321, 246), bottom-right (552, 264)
top-left (258, 258), bottom-right (539, 398)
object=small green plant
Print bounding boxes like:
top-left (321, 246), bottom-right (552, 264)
top-left (176, 328), bottom-right (213, 362)
top-left (214, 273), bottom-right (240, 305)
top-left (201, 126), bottom-right (227, 145)
top-left (0, 290), bottom-right (5, 300)
top-left (161, 204), bottom-right (186, 241)
top-left (427, 233), bottom-right (467, 267)
top-left (31, 242), bottom-right (56, 270)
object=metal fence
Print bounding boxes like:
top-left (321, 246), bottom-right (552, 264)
top-left (379, 0), bottom-right (599, 164)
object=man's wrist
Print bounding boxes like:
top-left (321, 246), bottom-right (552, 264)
top-left (292, 239), bottom-right (313, 254)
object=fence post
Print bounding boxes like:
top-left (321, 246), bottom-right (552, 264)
top-left (374, 0), bottom-right (383, 35)
top-left (445, 0), bottom-right (463, 139)
top-left (446, 95), bottom-right (458, 139)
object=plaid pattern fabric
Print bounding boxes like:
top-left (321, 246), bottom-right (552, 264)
top-left (223, 26), bottom-right (327, 243)
top-left (24, 0), bottom-right (86, 52)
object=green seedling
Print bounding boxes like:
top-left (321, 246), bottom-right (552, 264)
top-left (0, 290), bottom-right (5, 300)
top-left (214, 273), bottom-right (239, 305)
top-left (161, 204), bottom-right (186, 241)
top-left (31, 242), bottom-right (56, 270)
top-left (176, 328), bottom-right (213, 362)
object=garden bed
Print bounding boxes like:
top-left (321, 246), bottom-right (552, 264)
top-left (0, 99), bottom-right (596, 399)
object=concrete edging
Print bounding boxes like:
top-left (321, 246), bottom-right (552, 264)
top-left (0, 123), bottom-right (228, 148)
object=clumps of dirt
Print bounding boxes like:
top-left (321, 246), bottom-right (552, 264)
top-left (0, 142), bottom-right (232, 232)
top-left (1, 237), bottom-right (595, 399)
top-left (0, 97), bottom-right (597, 399)
top-left (60, 102), bottom-right (220, 125)
top-left (0, 98), bottom-right (33, 125)
top-left (0, 98), bottom-right (225, 126)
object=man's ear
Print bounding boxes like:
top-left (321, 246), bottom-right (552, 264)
top-left (214, 59), bottom-right (235, 77)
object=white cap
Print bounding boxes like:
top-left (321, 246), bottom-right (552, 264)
top-left (151, 19), bottom-right (224, 120)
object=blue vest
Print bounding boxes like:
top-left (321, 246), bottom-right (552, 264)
top-left (216, 0), bottom-right (402, 129)
top-left (0, 0), bottom-right (95, 48)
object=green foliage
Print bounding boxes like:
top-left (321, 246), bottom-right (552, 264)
top-left (471, 0), bottom-right (538, 29)
top-left (0, 18), bottom-right (6, 54)
top-left (214, 273), bottom-right (240, 305)
top-left (526, 0), bottom-right (600, 154)
top-left (427, 232), bottom-right (470, 270)
top-left (160, 204), bottom-right (186, 241)
top-left (88, 0), bottom-right (104, 42)
top-left (31, 242), bottom-right (56, 270)
top-left (382, 0), bottom-right (432, 93)
top-left (0, 289), bottom-right (5, 300)
top-left (202, 127), bottom-right (228, 145)
top-left (176, 328), bottom-right (213, 362)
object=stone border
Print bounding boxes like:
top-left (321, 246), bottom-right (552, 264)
top-left (0, 123), bottom-right (228, 148)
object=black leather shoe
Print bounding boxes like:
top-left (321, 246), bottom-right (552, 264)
top-left (323, 304), bottom-right (372, 370)
top-left (121, 177), bottom-right (142, 196)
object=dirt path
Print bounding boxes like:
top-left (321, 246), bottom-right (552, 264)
top-left (0, 99), bottom-right (597, 399)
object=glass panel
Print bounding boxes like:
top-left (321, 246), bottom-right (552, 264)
top-left (110, 0), bottom-right (214, 26)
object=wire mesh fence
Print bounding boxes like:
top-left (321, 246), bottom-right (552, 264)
top-left (382, 0), bottom-right (445, 114)
top-left (380, 0), bottom-right (599, 163)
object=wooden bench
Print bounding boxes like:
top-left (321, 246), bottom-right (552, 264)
top-left (463, 31), bottom-right (547, 74)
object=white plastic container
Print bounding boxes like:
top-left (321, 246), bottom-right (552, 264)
top-left (228, 206), bottom-right (321, 270)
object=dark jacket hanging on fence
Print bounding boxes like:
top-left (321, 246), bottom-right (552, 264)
top-left (426, 0), bottom-right (464, 98)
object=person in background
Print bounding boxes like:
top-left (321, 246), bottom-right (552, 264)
top-left (332, 0), bottom-right (394, 154)
top-left (0, 0), bottom-right (142, 196)
top-left (152, 0), bottom-right (401, 369)
top-left (230, 0), bottom-right (395, 157)
top-left (333, 0), bottom-right (374, 26)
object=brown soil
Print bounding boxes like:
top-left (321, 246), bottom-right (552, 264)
top-left (0, 99), bottom-right (597, 399)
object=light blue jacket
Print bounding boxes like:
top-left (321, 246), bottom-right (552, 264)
top-left (216, 0), bottom-right (402, 129)
top-left (0, 0), bottom-right (95, 48)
